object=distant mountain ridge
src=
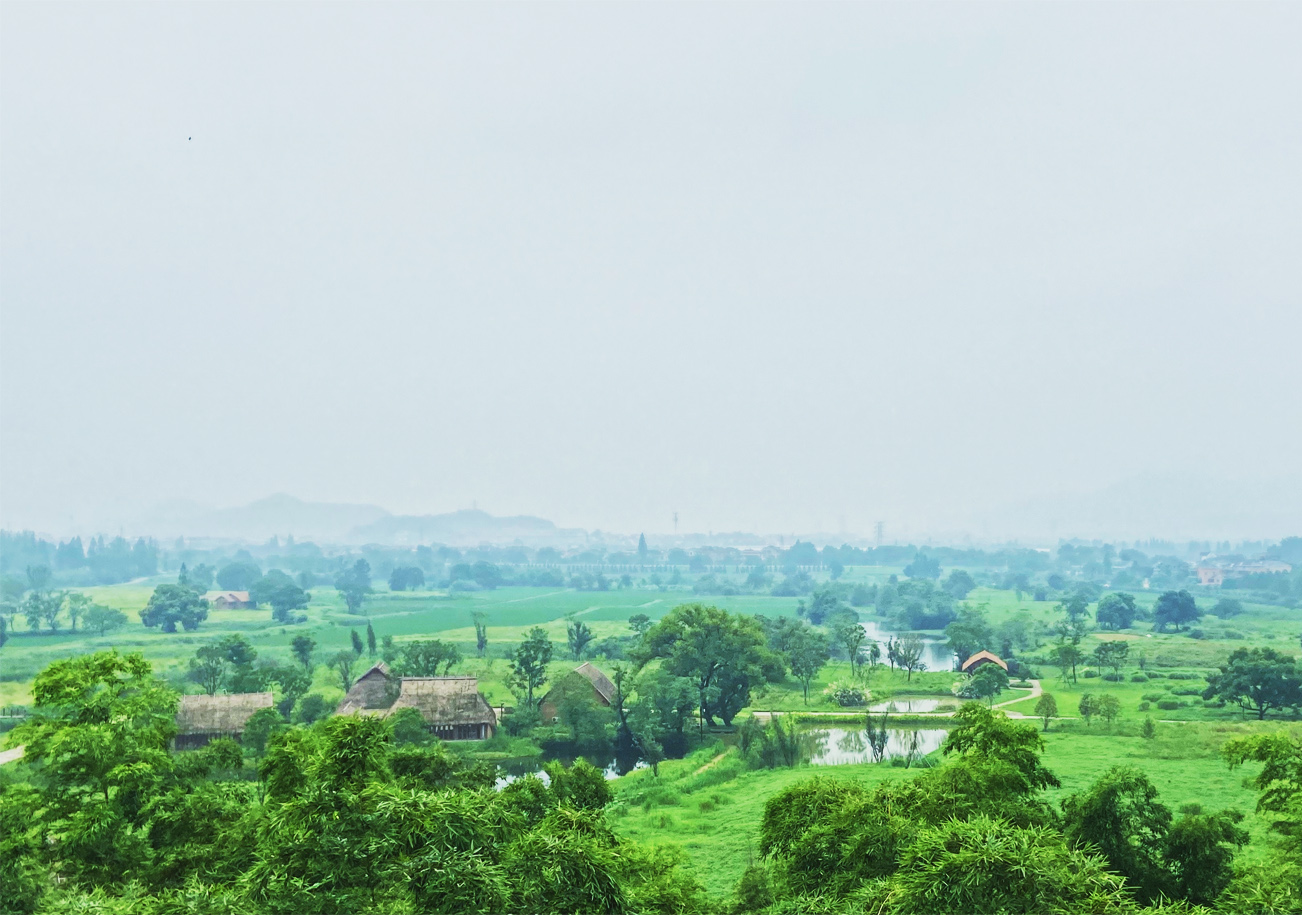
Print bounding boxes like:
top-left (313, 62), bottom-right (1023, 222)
top-left (348, 509), bottom-right (585, 546)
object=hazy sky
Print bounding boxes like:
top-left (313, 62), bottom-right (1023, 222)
top-left (2, 3), bottom-right (1300, 540)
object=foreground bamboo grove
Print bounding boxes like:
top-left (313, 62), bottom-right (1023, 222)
top-left (2, 651), bottom-right (1300, 914)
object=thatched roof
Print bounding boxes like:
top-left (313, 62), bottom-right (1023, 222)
top-left (336, 662), bottom-right (394, 715)
top-left (388, 677), bottom-right (496, 727)
top-left (203, 591), bottom-right (250, 602)
top-left (961, 650), bottom-right (1008, 673)
top-left (573, 662), bottom-right (616, 703)
top-left (177, 692), bottom-right (274, 734)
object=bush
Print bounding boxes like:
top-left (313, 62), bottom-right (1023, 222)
top-left (830, 688), bottom-right (867, 708)
top-left (1145, 671), bottom-right (1165, 679)
top-left (1141, 693), bottom-right (1166, 703)
top-left (1170, 687), bottom-right (1202, 696)
top-left (1157, 699), bottom-right (1184, 710)
top-left (1130, 674), bottom-right (1149, 682)
top-left (1166, 672), bottom-right (1198, 680)
top-left (1138, 701), bottom-right (1150, 711)
top-left (1082, 669), bottom-right (1099, 679)
top-left (1188, 629), bottom-right (1205, 640)
top-left (1223, 630), bottom-right (1245, 640)
top-left (1101, 673), bottom-right (1123, 682)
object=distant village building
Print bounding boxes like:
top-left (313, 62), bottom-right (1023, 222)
top-left (175, 692), bottom-right (274, 750)
top-left (960, 651), bottom-right (1008, 675)
top-left (539, 662), bottom-right (616, 722)
top-left (204, 590), bottom-right (253, 609)
top-left (1195, 560), bottom-right (1291, 587)
top-left (336, 662), bottom-right (497, 740)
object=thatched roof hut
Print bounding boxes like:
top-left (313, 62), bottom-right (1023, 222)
top-left (540, 662), bottom-right (616, 722)
top-left (961, 651), bottom-right (1009, 674)
top-left (389, 677), bottom-right (497, 741)
top-left (335, 665), bottom-right (496, 740)
top-left (336, 662), bottom-right (395, 715)
top-left (175, 692), bottom-right (274, 750)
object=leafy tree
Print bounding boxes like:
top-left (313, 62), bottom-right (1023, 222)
top-left (1057, 592), bottom-right (1091, 624)
top-left (509, 627), bottom-right (553, 707)
top-left (64, 591), bottom-right (91, 632)
top-left (1097, 693), bottom-right (1121, 727)
top-left (388, 566), bottom-right (425, 591)
top-left (22, 590), bottom-right (64, 633)
top-left (566, 617), bottom-right (595, 660)
top-left (627, 613), bottom-right (651, 636)
top-left (366, 622), bottom-right (377, 657)
top-left (350, 628), bottom-right (365, 656)
top-left (330, 650), bottom-right (358, 691)
top-left (1092, 640), bottom-right (1129, 676)
top-left (1095, 592), bottom-right (1137, 630)
top-left (215, 561), bottom-right (261, 591)
top-left (395, 639), bottom-right (462, 676)
top-left (251, 570), bottom-right (309, 622)
top-left (635, 603), bottom-right (780, 727)
top-left (1153, 589), bottom-right (1200, 632)
top-left (1035, 692), bottom-right (1058, 731)
top-left (802, 587), bottom-right (843, 625)
top-left (472, 610), bottom-right (489, 657)
top-left (942, 569), bottom-right (976, 599)
top-left (941, 704), bottom-right (1061, 791)
top-left (9, 651), bottom-right (178, 886)
top-left (784, 622), bottom-right (830, 704)
top-left (188, 563), bottom-right (215, 591)
top-left (1166, 809), bottom-right (1250, 905)
top-left (1202, 647), bottom-right (1302, 719)
top-left (335, 559), bottom-right (372, 615)
top-left (1079, 693), bottom-right (1098, 725)
top-left (291, 634), bottom-right (316, 672)
top-left (903, 552), bottom-right (941, 580)
top-left (83, 603), bottom-right (127, 636)
top-left (895, 633), bottom-right (926, 681)
top-left (962, 664), bottom-right (1009, 704)
top-left (188, 644), bottom-right (229, 695)
top-left (1049, 640), bottom-right (1085, 684)
top-left (945, 606), bottom-right (992, 669)
top-left (241, 707), bottom-right (287, 757)
top-left (295, 694), bottom-right (330, 725)
top-left (835, 618), bottom-right (867, 680)
top-left (1211, 597), bottom-right (1244, 619)
top-left (471, 560), bottom-right (503, 589)
top-left (24, 564), bottom-right (52, 593)
top-left (1062, 765), bottom-right (1173, 903)
top-left (140, 584), bottom-right (209, 632)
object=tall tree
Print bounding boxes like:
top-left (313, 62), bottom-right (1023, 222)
top-left (139, 584), bottom-right (209, 633)
top-left (1095, 593), bottom-right (1137, 630)
top-left (64, 591), bottom-right (91, 632)
top-left (1153, 590), bottom-right (1200, 633)
top-left (784, 623), bottom-right (829, 704)
top-left (366, 623), bottom-right (377, 657)
top-left (1062, 766), bottom-right (1173, 903)
top-left (566, 618), bottom-right (595, 660)
top-left (291, 634), bottom-right (316, 673)
top-left (472, 611), bottom-right (489, 657)
top-left (84, 604), bottom-right (127, 636)
top-left (895, 634), bottom-right (926, 682)
top-left (334, 559), bottom-right (372, 615)
top-left (637, 534), bottom-right (648, 560)
top-left (1092, 640), bottom-right (1129, 676)
top-left (350, 629), bottom-right (365, 656)
top-left (1035, 692), bottom-right (1058, 732)
top-left (330, 650), bottom-right (358, 692)
top-left (509, 627), bottom-right (554, 707)
top-left (394, 640), bottom-right (461, 676)
top-left (835, 619), bottom-right (866, 680)
top-left (1202, 647), bottom-right (1302, 719)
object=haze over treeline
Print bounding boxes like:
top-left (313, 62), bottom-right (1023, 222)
top-left (2, 4), bottom-right (1300, 541)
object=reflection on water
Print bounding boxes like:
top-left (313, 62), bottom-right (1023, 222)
top-left (806, 727), bottom-right (947, 766)
top-left (494, 754), bottom-right (645, 789)
top-left (866, 698), bottom-right (958, 714)
top-left (859, 620), bottom-right (954, 672)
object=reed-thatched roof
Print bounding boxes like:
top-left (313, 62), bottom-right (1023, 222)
top-left (960, 650), bottom-right (1008, 673)
top-left (388, 677), bottom-right (497, 727)
top-left (336, 662), bottom-right (394, 715)
top-left (573, 662), bottom-right (616, 704)
top-left (176, 692), bottom-right (274, 734)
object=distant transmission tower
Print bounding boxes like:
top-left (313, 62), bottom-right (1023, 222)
top-left (875, 521), bottom-right (884, 549)
top-left (673, 511), bottom-right (678, 535)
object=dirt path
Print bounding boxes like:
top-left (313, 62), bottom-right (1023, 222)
top-left (0, 745), bottom-right (25, 766)
top-left (993, 679), bottom-right (1041, 710)
top-left (693, 751), bottom-right (729, 775)
top-left (503, 590), bottom-right (569, 603)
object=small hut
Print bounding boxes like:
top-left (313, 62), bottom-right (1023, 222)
top-left (337, 662), bottom-right (395, 715)
top-left (539, 662), bottom-right (616, 722)
top-left (175, 692), bottom-right (274, 750)
top-left (203, 591), bottom-right (253, 609)
top-left (960, 651), bottom-right (1009, 675)
top-left (388, 678), bottom-right (497, 740)
top-left (335, 664), bottom-right (497, 740)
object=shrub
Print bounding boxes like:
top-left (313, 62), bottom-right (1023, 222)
top-left (1223, 630), bottom-right (1245, 640)
top-left (830, 687), bottom-right (867, 708)
top-left (1157, 699), bottom-right (1183, 710)
top-left (1130, 674), bottom-right (1149, 682)
top-left (1170, 687), bottom-right (1201, 696)
top-left (1138, 701), bottom-right (1150, 711)
top-left (1101, 673), bottom-right (1123, 682)
top-left (1082, 669), bottom-right (1100, 679)
top-left (1145, 671), bottom-right (1165, 679)
top-left (1188, 629), bottom-right (1205, 640)
top-left (1141, 692), bottom-right (1166, 703)
top-left (1166, 672), bottom-right (1198, 680)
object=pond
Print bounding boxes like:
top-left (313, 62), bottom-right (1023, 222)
top-left (866, 697), bottom-right (958, 714)
top-left (859, 620), bottom-right (955, 673)
top-left (805, 727), bottom-right (948, 766)
top-left (494, 752), bottom-right (645, 788)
